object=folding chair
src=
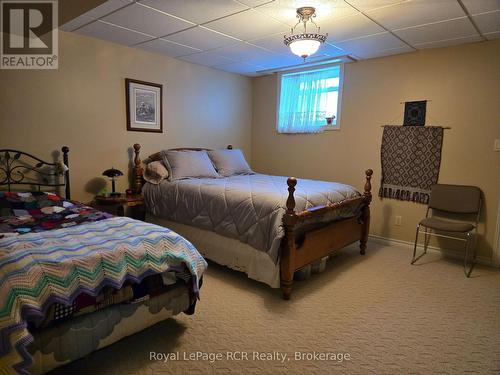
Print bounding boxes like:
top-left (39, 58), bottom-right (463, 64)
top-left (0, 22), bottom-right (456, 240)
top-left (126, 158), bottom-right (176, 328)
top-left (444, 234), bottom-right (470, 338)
top-left (411, 184), bottom-right (481, 277)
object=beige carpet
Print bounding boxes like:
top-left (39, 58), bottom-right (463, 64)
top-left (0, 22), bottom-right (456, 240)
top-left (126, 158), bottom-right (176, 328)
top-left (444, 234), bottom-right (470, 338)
top-left (50, 242), bottom-right (500, 375)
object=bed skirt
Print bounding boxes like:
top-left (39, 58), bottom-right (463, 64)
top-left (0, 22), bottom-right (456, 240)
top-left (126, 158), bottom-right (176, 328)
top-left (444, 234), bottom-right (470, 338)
top-left (28, 282), bottom-right (190, 374)
top-left (147, 214), bottom-right (281, 288)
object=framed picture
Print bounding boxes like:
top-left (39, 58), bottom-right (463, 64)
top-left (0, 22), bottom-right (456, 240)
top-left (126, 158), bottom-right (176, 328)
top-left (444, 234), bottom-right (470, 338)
top-left (403, 100), bottom-right (427, 126)
top-left (125, 78), bottom-right (163, 133)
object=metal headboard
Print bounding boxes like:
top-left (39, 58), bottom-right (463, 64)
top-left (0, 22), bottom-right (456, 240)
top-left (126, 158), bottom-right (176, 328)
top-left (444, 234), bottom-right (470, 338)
top-left (0, 146), bottom-right (71, 199)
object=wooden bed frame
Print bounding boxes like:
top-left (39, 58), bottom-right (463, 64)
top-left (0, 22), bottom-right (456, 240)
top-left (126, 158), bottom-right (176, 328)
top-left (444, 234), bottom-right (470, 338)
top-left (132, 143), bottom-right (372, 300)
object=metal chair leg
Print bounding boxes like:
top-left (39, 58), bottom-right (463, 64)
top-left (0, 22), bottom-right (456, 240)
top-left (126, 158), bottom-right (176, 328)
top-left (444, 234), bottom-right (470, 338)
top-left (424, 230), bottom-right (430, 254)
top-left (411, 225), bottom-right (426, 264)
top-left (464, 232), bottom-right (475, 277)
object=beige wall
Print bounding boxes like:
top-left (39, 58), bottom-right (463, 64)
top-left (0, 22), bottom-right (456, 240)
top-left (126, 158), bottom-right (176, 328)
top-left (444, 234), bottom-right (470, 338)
top-left (0, 31), bottom-right (252, 202)
top-left (252, 40), bottom-right (500, 259)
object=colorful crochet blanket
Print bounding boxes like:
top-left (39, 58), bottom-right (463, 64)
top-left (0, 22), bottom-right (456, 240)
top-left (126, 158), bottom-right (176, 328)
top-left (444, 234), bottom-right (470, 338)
top-left (0, 216), bottom-right (207, 374)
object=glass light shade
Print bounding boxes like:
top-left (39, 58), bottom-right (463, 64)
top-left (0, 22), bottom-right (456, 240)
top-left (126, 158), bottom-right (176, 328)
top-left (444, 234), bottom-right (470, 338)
top-left (289, 39), bottom-right (321, 58)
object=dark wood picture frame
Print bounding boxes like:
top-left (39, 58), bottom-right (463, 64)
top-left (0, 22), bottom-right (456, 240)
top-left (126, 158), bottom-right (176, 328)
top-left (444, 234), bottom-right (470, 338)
top-left (125, 78), bottom-right (163, 133)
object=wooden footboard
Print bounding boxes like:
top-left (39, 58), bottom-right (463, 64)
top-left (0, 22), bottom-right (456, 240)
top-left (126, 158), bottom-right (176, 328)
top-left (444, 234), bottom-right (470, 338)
top-left (280, 170), bottom-right (373, 300)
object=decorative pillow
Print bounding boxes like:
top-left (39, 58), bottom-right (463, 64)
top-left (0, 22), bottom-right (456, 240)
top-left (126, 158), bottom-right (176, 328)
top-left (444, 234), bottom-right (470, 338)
top-left (162, 150), bottom-right (219, 181)
top-left (207, 149), bottom-right (253, 177)
top-left (143, 161), bottom-right (169, 185)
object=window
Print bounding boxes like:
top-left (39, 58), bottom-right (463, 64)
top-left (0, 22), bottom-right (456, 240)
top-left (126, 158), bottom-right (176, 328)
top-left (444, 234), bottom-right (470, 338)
top-left (277, 65), bottom-right (343, 134)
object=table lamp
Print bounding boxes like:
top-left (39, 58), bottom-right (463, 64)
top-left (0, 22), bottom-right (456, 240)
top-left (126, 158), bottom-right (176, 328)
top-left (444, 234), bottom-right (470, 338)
top-left (102, 167), bottom-right (123, 197)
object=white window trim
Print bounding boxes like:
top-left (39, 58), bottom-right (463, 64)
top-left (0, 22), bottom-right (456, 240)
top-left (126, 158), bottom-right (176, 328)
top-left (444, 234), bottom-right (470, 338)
top-left (275, 62), bottom-right (345, 133)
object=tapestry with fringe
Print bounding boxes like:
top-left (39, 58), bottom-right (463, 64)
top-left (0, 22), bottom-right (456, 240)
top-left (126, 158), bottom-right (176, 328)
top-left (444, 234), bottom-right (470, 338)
top-left (379, 125), bottom-right (444, 204)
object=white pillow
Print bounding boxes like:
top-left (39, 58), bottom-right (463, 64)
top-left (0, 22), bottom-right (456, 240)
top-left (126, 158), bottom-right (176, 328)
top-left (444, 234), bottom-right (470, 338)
top-left (143, 161), bottom-right (169, 185)
top-left (207, 149), bottom-right (253, 177)
top-left (162, 150), bottom-right (219, 181)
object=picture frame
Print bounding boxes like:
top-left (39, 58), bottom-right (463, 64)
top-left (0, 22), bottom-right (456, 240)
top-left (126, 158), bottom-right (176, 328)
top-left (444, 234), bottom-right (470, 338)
top-left (125, 78), bottom-right (163, 133)
top-left (403, 100), bottom-right (427, 126)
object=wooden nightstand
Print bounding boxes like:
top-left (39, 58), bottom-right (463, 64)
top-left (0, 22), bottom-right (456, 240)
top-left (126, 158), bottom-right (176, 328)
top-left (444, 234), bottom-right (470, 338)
top-left (90, 194), bottom-right (145, 221)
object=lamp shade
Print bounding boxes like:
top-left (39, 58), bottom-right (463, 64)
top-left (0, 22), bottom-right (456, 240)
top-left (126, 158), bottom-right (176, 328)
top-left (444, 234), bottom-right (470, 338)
top-left (283, 7), bottom-right (327, 61)
top-left (102, 168), bottom-right (123, 178)
top-left (289, 39), bottom-right (321, 59)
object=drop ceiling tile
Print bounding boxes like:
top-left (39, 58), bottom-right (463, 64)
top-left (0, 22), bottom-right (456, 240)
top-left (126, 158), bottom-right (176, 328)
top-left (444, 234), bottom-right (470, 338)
top-left (253, 1), bottom-right (297, 26)
top-left (306, 52), bottom-right (338, 61)
top-left (366, 0), bottom-right (466, 30)
top-left (75, 20), bottom-right (153, 46)
top-left (102, 3), bottom-right (194, 37)
top-left (60, 0), bottom-right (134, 32)
top-left (335, 32), bottom-right (408, 56)
top-left (319, 0), bottom-right (360, 20)
top-left (138, 0), bottom-right (248, 24)
top-left (485, 30), bottom-right (500, 38)
top-left (247, 51), bottom-right (298, 66)
top-left (320, 42), bottom-right (346, 56)
top-left (357, 45), bottom-right (413, 59)
top-left (394, 17), bottom-right (478, 45)
top-left (473, 10), bottom-right (500, 33)
top-left (238, 0), bottom-right (274, 7)
top-left (204, 9), bottom-right (289, 40)
top-left (60, 15), bottom-right (94, 32)
top-left (84, 0), bottom-right (134, 19)
top-left (346, 0), bottom-right (409, 12)
top-left (321, 13), bottom-right (385, 43)
top-left (255, 55), bottom-right (305, 70)
top-left (166, 26), bottom-right (239, 50)
top-left (213, 61), bottom-right (262, 75)
top-left (461, 0), bottom-right (500, 15)
top-left (213, 42), bottom-right (276, 62)
top-left (136, 38), bottom-right (201, 57)
top-left (179, 51), bottom-right (236, 66)
top-left (257, 0), bottom-right (358, 27)
top-left (250, 33), bottom-right (290, 54)
top-left (414, 35), bottom-right (482, 49)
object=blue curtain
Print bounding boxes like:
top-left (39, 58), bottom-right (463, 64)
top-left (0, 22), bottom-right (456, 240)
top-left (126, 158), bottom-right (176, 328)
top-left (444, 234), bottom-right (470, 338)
top-left (277, 65), bottom-right (340, 134)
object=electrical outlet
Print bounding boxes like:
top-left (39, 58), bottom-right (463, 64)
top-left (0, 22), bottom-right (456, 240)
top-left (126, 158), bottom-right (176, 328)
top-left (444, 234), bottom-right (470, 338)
top-left (395, 216), bottom-right (402, 226)
top-left (494, 139), bottom-right (500, 152)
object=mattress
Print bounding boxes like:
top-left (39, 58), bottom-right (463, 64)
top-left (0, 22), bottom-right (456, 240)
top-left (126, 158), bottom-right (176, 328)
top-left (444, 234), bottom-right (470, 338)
top-left (143, 173), bottom-right (362, 262)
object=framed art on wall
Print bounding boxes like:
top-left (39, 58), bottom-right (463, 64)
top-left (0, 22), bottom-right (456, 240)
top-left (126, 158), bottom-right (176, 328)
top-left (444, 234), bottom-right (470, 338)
top-left (125, 78), bottom-right (163, 133)
top-left (403, 100), bottom-right (426, 126)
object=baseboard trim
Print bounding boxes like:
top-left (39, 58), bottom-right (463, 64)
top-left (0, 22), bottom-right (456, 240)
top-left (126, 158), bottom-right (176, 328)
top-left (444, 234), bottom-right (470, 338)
top-left (369, 234), bottom-right (493, 267)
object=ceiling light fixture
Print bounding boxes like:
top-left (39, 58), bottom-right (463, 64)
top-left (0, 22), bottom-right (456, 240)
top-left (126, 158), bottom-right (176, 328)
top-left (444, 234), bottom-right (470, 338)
top-left (284, 6), bottom-right (327, 61)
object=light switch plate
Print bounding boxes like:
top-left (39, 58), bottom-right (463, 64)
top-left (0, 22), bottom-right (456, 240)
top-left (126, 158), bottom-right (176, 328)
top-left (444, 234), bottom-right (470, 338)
top-left (495, 139), bottom-right (500, 152)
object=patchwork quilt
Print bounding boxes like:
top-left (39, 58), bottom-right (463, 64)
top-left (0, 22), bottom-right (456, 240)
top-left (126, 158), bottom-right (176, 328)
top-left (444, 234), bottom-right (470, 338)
top-left (143, 173), bottom-right (362, 262)
top-left (0, 191), bottom-right (112, 235)
top-left (0, 193), bottom-right (207, 375)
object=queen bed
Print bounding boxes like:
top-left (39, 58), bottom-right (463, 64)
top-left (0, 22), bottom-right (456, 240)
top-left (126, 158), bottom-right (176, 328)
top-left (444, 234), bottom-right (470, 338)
top-left (0, 147), bottom-right (207, 375)
top-left (132, 144), bottom-right (372, 300)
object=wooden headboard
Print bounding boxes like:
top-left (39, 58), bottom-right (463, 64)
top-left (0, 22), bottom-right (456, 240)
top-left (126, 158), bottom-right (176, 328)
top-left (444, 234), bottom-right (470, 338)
top-left (132, 143), bottom-right (233, 193)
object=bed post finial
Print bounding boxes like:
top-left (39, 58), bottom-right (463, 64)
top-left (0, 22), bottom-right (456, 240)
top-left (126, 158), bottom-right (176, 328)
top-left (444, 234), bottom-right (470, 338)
top-left (286, 177), bottom-right (297, 214)
top-left (61, 146), bottom-right (70, 199)
top-left (227, 145), bottom-right (233, 150)
top-left (363, 169), bottom-right (373, 203)
top-left (133, 143), bottom-right (143, 194)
